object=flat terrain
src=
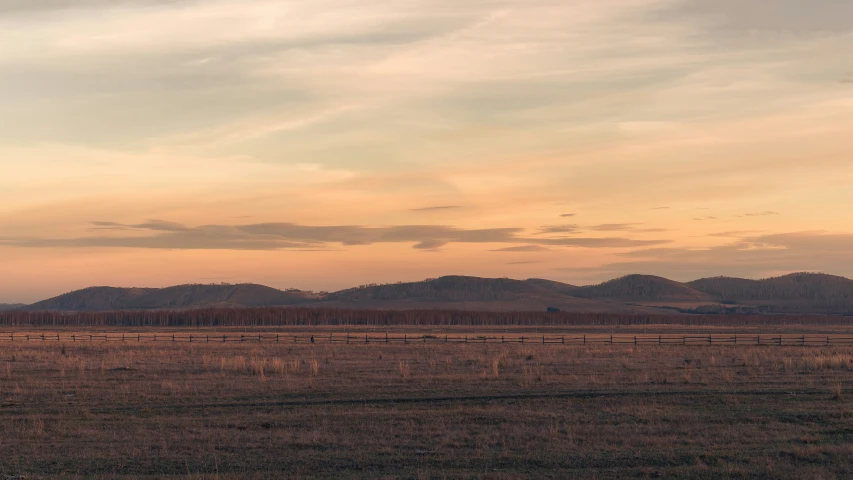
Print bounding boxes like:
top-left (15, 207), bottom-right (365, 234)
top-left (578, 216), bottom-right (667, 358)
top-left (1, 327), bottom-right (853, 478)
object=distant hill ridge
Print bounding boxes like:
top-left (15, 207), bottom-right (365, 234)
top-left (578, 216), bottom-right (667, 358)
top-left (572, 274), bottom-right (712, 302)
top-left (687, 273), bottom-right (853, 313)
top-left (328, 276), bottom-right (559, 302)
top-left (25, 283), bottom-right (315, 311)
top-left (9, 272), bottom-right (853, 314)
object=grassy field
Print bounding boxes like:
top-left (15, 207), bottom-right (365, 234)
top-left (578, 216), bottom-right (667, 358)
top-left (1, 327), bottom-right (853, 478)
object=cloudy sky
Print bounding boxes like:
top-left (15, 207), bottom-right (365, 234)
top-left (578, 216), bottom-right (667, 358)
top-left (2, 0), bottom-right (853, 302)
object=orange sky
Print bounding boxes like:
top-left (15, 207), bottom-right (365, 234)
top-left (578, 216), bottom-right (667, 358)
top-left (2, 0), bottom-right (853, 302)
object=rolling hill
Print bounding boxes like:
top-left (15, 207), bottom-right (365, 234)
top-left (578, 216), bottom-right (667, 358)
top-left (687, 273), bottom-right (853, 313)
top-left (11, 272), bottom-right (853, 314)
top-left (572, 274), bottom-right (713, 303)
top-left (25, 284), bottom-right (316, 311)
top-left (319, 276), bottom-right (655, 313)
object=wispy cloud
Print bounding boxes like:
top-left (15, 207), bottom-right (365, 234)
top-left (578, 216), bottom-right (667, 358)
top-left (536, 224), bottom-right (579, 234)
top-left (739, 211), bottom-right (779, 217)
top-left (409, 205), bottom-right (461, 212)
top-left (490, 245), bottom-right (549, 252)
top-left (0, 220), bottom-right (670, 251)
top-left (587, 223), bottom-right (638, 232)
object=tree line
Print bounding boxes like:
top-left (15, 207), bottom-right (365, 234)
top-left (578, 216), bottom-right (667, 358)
top-left (1, 307), bottom-right (852, 327)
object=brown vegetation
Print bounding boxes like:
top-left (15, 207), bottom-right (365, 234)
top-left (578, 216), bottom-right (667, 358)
top-left (3, 307), bottom-right (853, 328)
top-left (1, 327), bottom-right (852, 478)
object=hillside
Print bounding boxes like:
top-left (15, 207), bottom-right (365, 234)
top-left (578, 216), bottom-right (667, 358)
top-left (14, 272), bottom-right (853, 314)
top-left (687, 273), bottom-right (853, 313)
top-left (0, 303), bottom-right (25, 311)
top-left (26, 287), bottom-right (158, 311)
top-left (321, 276), bottom-right (666, 313)
top-left (25, 284), bottom-right (315, 311)
top-left (328, 276), bottom-right (546, 302)
top-left (128, 283), bottom-right (313, 309)
top-left (523, 278), bottom-right (578, 296)
top-left (573, 274), bottom-right (713, 303)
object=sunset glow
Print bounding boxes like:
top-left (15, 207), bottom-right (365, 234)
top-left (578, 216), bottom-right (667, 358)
top-left (2, 0), bottom-right (853, 302)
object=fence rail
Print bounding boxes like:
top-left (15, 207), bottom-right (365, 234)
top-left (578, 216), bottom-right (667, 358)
top-left (1, 333), bottom-right (853, 346)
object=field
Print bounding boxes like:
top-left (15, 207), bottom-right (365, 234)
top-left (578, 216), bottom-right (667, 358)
top-left (2, 326), bottom-right (853, 479)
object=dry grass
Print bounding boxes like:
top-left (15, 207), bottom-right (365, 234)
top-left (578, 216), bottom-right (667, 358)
top-left (0, 328), bottom-right (851, 479)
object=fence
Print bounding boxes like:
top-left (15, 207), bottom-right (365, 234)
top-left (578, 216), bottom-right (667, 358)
top-left (2, 333), bottom-right (853, 346)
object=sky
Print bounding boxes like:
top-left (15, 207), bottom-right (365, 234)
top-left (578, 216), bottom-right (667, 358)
top-left (2, 0), bottom-right (853, 302)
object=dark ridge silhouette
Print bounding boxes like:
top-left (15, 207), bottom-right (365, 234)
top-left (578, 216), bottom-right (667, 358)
top-left (0, 303), bottom-right (25, 311)
top-left (687, 272), bottom-right (853, 313)
top-left (25, 286), bottom-right (158, 311)
top-left (11, 272), bottom-right (853, 314)
top-left (24, 284), bottom-right (315, 312)
top-left (328, 276), bottom-right (547, 302)
top-left (572, 274), bottom-right (712, 302)
top-left (128, 283), bottom-right (315, 309)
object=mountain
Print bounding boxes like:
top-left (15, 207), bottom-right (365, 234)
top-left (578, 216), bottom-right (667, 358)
top-left (0, 303), bottom-right (25, 311)
top-left (687, 273), bottom-right (853, 313)
top-left (572, 274), bottom-right (713, 303)
top-left (25, 284), bottom-right (316, 312)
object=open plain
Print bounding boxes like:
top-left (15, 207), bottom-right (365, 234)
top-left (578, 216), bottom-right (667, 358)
top-left (1, 327), bottom-right (853, 479)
